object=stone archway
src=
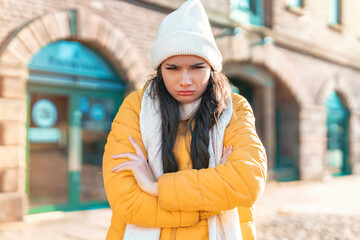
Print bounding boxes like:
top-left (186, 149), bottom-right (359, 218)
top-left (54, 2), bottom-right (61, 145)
top-left (0, 9), bottom-right (147, 91)
top-left (0, 9), bottom-right (147, 222)
top-left (316, 75), bottom-right (357, 110)
top-left (223, 62), bottom-right (277, 177)
top-left (316, 75), bottom-right (360, 175)
top-left (217, 33), bottom-right (324, 180)
top-left (217, 33), bottom-right (312, 105)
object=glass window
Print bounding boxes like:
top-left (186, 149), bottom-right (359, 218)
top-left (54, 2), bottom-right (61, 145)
top-left (329, 0), bottom-right (341, 25)
top-left (325, 91), bottom-right (350, 176)
top-left (29, 93), bottom-right (69, 207)
top-left (288, 0), bottom-right (304, 7)
top-left (231, 0), bottom-right (263, 25)
top-left (80, 96), bottom-right (117, 202)
top-left (237, 0), bottom-right (256, 13)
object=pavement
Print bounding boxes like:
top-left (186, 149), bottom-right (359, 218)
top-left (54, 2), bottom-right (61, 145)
top-left (0, 208), bottom-right (111, 240)
top-left (0, 175), bottom-right (359, 240)
top-left (255, 175), bottom-right (360, 240)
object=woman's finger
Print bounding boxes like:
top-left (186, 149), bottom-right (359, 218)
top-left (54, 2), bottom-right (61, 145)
top-left (220, 154), bottom-right (227, 165)
top-left (225, 146), bottom-right (233, 159)
top-left (220, 146), bottom-right (233, 164)
top-left (111, 152), bottom-right (141, 161)
top-left (111, 160), bottom-right (139, 172)
top-left (129, 136), bottom-right (146, 158)
top-left (113, 164), bottom-right (133, 173)
top-left (226, 145), bottom-right (233, 155)
top-left (223, 149), bottom-right (231, 161)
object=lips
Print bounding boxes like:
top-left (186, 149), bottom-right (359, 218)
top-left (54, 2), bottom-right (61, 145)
top-left (177, 90), bottom-right (195, 96)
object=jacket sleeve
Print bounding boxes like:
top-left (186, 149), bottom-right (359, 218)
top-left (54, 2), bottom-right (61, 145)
top-left (103, 91), bottom-right (200, 228)
top-left (157, 94), bottom-right (267, 212)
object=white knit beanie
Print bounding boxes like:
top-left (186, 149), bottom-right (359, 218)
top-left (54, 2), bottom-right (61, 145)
top-left (151, 0), bottom-right (223, 72)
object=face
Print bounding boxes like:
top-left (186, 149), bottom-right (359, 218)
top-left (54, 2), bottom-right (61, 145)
top-left (161, 55), bottom-right (211, 105)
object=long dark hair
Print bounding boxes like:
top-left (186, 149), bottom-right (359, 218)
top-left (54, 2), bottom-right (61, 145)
top-left (147, 66), bottom-right (231, 173)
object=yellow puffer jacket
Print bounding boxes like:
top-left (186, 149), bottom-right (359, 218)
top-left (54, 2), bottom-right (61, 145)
top-left (103, 89), bottom-right (267, 240)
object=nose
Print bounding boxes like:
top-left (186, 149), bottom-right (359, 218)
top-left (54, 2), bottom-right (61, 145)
top-left (179, 70), bottom-right (192, 86)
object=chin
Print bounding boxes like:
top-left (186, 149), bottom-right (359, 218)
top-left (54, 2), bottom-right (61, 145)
top-left (177, 98), bottom-right (197, 105)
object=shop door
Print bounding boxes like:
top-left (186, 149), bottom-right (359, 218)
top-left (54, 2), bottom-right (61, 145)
top-left (77, 93), bottom-right (119, 203)
top-left (274, 107), bottom-right (299, 181)
top-left (231, 80), bottom-right (253, 106)
top-left (325, 92), bottom-right (350, 176)
top-left (26, 40), bottom-right (125, 213)
top-left (28, 92), bottom-right (69, 207)
top-left (27, 87), bottom-right (122, 213)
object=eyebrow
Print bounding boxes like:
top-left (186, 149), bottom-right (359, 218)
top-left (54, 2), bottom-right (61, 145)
top-left (191, 62), bottom-right (205, 67)
top-left (165, 64), bottom-right (179, 67)
top-left (165, 62), bottom-right (205, 67)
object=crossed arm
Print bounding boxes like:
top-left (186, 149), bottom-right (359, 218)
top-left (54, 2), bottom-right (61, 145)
top-left (103, 91), bottom-right (267, 228)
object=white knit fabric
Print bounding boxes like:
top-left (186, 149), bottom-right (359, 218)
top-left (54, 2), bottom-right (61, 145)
top-left (151, 0), bottom-right (223, 72)
top-left (179, 97), bottom-right (202, 121)
top-left (123, 84), bottom-right (242, 240)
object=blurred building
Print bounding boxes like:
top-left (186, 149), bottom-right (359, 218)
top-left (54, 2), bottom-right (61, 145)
top-left (0, 0), bottom-right (359, 223)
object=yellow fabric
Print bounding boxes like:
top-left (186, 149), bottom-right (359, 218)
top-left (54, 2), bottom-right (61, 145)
top-left (103, 89), bottom-right (267, 240)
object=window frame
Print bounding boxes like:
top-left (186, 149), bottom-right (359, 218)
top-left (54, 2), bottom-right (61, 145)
top-left (329, 0), bottom-right (342, 25)
top-left (288, 0), bottom-right (304, 8)
top-left (237, 0), bottom-right (256, 14)
top-left (230, 0), bottom-right (263, 26)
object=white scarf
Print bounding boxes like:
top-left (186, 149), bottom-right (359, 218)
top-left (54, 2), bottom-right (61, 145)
top-left (124, 84), bottom-right (242, 240)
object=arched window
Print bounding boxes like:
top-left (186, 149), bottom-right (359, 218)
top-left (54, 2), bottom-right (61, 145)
top-left (325, 91), bottom-right (350, 176)
top-left (27, 40), bottom-right (125, 213)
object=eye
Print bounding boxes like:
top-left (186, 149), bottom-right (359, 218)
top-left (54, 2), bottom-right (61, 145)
top-left (165, 66), bottom-right (179, 70)
top-left (191, 65), bottom-right (205, 69)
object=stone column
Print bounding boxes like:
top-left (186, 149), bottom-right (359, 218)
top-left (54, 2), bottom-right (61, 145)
top-left (350, 111), bottom-right (360, 174)
top-left (298, 104), bottom-right (327, 180)
top-left (263, 85), bottom-right (276, 179)
top-left (0, 64), bottom-right (29, 222)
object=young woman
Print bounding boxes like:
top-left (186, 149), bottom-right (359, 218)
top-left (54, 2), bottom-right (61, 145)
top-left (102, 0), bottom-right (267, 239)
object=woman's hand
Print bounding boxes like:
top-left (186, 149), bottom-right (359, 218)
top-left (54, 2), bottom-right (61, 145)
top-left (220, 145), bottom-right (232, 165)
top-left (111, 136), bottom-right (159, 197)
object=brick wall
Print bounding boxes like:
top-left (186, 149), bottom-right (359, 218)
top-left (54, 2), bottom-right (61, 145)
top-left (201, 0), bottom-right (230, 15)
top-left (263, 0), bottom-right (273, 28)
top-left (276, 47), bottom-right (360, 105)
top-left (271, 0), bottom-right (360, 58)
top-left (0, 0), bottom-right (171, 73)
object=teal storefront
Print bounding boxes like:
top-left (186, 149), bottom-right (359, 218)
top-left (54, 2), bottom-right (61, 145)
top-left (325, 91), bottom-right (351, 176)
top-left (26, 41), bottom-right (126, 214)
